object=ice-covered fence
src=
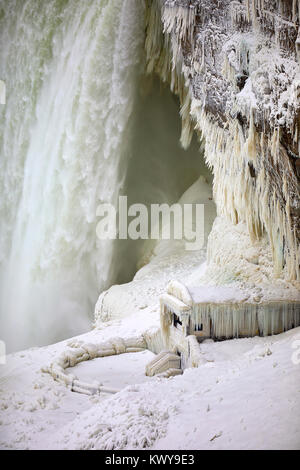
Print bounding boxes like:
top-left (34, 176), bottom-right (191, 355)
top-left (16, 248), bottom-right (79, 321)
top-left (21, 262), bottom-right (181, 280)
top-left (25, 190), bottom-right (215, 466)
top-left (43, 336), bottom-right (147, 396)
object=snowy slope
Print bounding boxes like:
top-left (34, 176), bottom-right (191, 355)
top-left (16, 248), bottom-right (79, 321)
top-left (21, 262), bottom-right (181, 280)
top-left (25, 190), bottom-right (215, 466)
top-left (1, 174), bottom-right (299, 450)
top-left (1, 325), bottom-right (299, 450)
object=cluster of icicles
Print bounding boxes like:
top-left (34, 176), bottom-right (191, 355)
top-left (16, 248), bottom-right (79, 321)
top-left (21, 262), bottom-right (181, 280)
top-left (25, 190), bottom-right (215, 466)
top-left (145, 0), bottom-right (300, 281)
top-left (162, 300), bottom-right (300, 341)
top-left (191, 302), bottom-right (300, 338)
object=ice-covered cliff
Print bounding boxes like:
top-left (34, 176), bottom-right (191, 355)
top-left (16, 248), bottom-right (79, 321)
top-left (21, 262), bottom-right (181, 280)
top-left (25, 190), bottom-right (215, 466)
top-left (145, 0), bottom-right (300, 281)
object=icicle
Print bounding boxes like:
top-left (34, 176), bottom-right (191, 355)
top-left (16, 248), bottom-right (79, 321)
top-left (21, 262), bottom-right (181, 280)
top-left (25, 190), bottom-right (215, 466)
top-left (179, 90), bottom-right (194, 149)
top-left (162, 5), bottom-right (196, 43)
top-left (222, 55), bottom-right (237, 83)
top-left (230, 0), bottom-right (249, 26)
top-left (292, 0), bottom-right (298, 23)
top-left (246, 0), bottom-right (251, 22)
top-left (244, 109), bottom-right (257, 161)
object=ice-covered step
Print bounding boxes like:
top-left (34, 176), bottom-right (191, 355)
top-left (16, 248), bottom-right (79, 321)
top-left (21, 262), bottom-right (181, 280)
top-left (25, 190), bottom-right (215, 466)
top-left (145, 350), bottom-right (181, 377)
top-left (157, 368), bottom-right (183, 378)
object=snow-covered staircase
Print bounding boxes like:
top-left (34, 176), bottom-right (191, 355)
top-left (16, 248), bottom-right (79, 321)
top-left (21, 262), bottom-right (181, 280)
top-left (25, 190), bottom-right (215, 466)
top-left (145, 350), bottom-right (182, 378)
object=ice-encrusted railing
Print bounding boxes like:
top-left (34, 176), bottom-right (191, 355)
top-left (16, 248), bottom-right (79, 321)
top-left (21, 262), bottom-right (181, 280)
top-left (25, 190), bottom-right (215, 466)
top-left (43, 336), bottom-right (148, 396)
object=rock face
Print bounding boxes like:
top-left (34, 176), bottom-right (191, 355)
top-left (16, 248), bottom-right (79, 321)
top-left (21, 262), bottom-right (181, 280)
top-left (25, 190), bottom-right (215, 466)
top-left (145, 0), bottom-right (300, 281)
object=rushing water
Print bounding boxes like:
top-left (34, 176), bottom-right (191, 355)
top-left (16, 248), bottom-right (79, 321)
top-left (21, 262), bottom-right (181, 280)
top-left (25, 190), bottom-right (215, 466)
top-left (0, 0), bottom-right (209, 351)
top-left (0, 0), bottom-right (147, 351)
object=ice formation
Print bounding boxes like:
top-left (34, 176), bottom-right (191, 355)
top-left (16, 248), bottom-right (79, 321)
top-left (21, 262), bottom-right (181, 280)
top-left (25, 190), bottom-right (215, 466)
top-left (160, 280), bottom-right (300, 366)
top-left (145, 0), bottom-right (300, 283)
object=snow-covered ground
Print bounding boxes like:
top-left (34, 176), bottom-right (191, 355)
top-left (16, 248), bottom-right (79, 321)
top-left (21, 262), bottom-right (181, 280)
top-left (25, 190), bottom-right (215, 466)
top-left (1, 324), bottom-right (299, 450)
top-left (1, 179), bottom-right (299, 450)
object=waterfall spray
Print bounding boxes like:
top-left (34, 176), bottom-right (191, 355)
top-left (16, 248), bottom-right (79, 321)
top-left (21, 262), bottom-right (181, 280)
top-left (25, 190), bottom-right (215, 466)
top-left (0, 0), bottom-right (146, 351)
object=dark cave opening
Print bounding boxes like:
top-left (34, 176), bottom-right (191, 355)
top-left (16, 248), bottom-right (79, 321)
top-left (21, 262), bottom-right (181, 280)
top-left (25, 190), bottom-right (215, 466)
top-left (111, 75), bottom-right (213, 286)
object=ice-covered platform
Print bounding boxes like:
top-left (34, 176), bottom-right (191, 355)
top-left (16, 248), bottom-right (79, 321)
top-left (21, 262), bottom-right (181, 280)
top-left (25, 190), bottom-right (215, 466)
top-left (160, 281), bottom-right (300, 365)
